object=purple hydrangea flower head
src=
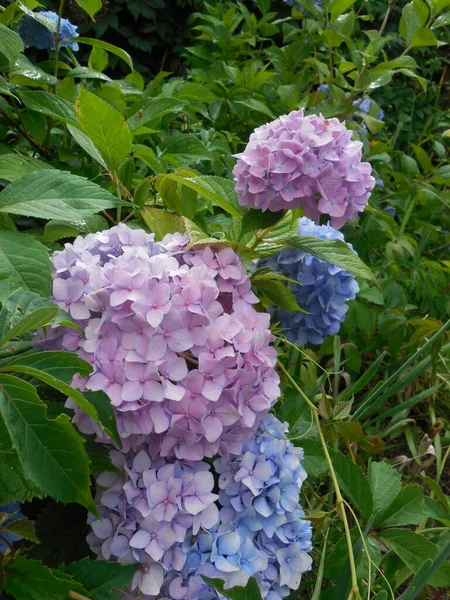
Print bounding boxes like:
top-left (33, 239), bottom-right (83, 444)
top-left (18, 11), bottom-right (79, 51)
top-left (0, 503), bottom-right (24, 553)
top-left (87, 415), bottom-right (311, 599)
top-left (41, 224), bottom-right (280, 460)
top-left (233, 110), bottom-right (375, 229)
top-left (259, 217), bottom-right (359, 345)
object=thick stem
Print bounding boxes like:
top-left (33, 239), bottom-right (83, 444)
top-left (378, 0), bottom-right (394, 37)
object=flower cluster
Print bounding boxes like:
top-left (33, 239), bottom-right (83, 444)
top-left (259, 217), bottom-right (359, 345)
top-left (233, 109), bottom-right (375, 228)
top-left (18, 10), bottom-right (79, 51)
top-left (42, 224), bottom-right (279, 459)
top-left (87, 414), bottom-right (312, 600)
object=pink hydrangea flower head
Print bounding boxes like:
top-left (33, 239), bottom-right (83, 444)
top-left (43, 224), bottom-right (280, 460)
top-left (233, 110), bottom-right (375, 228)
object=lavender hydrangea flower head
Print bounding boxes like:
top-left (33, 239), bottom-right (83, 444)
top-left (87, 414), bottom-right (312, 599)
top-left (42, 224), bottom-right (280, 459)
top-left (259, 217), bottom-right (359, 345)
top-left (18, 11), bottom-right (79, 51)
top-left (233, 109), bottom-right (375, 228)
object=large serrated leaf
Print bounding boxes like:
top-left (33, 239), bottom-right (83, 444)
top-left (0, 231), bottom-right (52, 300)
top-left (4, 556), bottom-right (88, 600)
top-left (18, 90), bottom-right (76, 124)
top-left (0, 24), bottom-right (24, 65)
top-left (75, 88), bottom-right (132, 171)
top-left (0, 170), bottom-right (123, 220)
top-left (161, 174), bottom-right (243, 219)
top-left (275, 235), bottom-right (375, 280)
top-left (0, 153), bottom-right (54, 182)
top-left (127, 97), bottom-right (187, 131)
top-left (0, 374), bottom-right (95, 511)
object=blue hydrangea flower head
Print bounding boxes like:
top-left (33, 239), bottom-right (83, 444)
top-left (353, 98), bottom-right (384, 121)
top-left (259, 217), bottom-right (360, 346)
top-left (0, 503), bottom-right (24, 553)
top-left (18, 11), bottom-right (79, 51)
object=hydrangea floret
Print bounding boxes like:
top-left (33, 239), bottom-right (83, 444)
top-left (232, 109), bottom-right (375, 228)
top-left (259, 217), bottom-right (359, 345)
top-left (87, 414), bottom-right (312, 600)
top-left (40, 224), bottom-right (280, 459)
top-left (18, 11), bottom-right (79, 51)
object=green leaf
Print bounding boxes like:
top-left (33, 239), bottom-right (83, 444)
top-left (0, 153), bottom-right (53, 182)
top-left (375, 485), bottom-right (424, 527)
top-left (141, 207), bottom-right (185, 240)
top-left (4, 352), bottom-right (120, 445)
top-left (0, 374), bottom-right (95, 511)
top-left (329, 0), bottom-right (357, 22)
top-left (397, 539), bottom-right (450, 600)
top-left (368, 462), bottom-right (401, 513)
top-left (400, 2), bottom-right (422, 44)
top-left (161, 175), bottom-right (243, 220)
top-left (4, 556), bottom-right (88, 600)
top-left (277, 235), bottom-right (375, 280)
top-left (0, 231), bottom-right (52, 300)
top-left (411, 143), bottom-right (432, 173)
top-left (379, 529), bottom-right (450, 587)
top-left (0, 415), bottom-right (42, 504)
top-left (252, 277), bottom-right (305, 312)
top-left (76, 37), bottom-right (132, 69)
top-left (0, 170), bottom-right (123, 220)
top-left (66, 66), bottom-right (111, 81)
top-left (11, 55), bottom-right (57, 86)
top-left (127, 97), bottom-right (187, 132)
top-left (202, 576), bottom-right (263, 600)
top-left (235, 99), bottom-right (275, 119)
top-left (411, 27), bottom-right (438, 46)
top-left (67, 124), bottom-right (108, 169)
top-left (0, 24), bottom-right (24, 66)
top-left (239, 209), bottom-right (284, 239)
top-left (433, 10), bottom-right (450, 27)
top-left (18, 4), bottom-right (57, 32)
top-left (162, 135), bottom-right (212, 166)
top-left (63, 557), bottom-right (137, 600)
top-left (331, 449), bottom-right (373, 520)
top-left (2, 517), bottom-right (39, 543)
top-left (0, 74), bottom-right (19, 100)
top-left (75, 88), bottom-right (132, 172)
top-left (18, 90), bottom-right (76, 124)
top-left (43, 215), bottom-right (109, 243)
top-left (0, 306), bottom-right (60, 346)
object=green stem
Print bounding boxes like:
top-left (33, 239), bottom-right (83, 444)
top-left (0, 107), bottom-right (52, 159)
top-left (113, 174), bottom-right (123, 222)
top-left (277, 361), bottom-right (360, 600)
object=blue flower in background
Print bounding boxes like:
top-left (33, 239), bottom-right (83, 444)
top-left (353, 98), bottom-right (384, 121)
top-left (0, 503), bottom-right (24, 553)
top-left (284, 0), bottom-right (323, 14)
top-left (384, 206), bottom-right (396, 217)
top-left (18, 11), bottom-right (79, 51)
top-left (259, 217), bottom-right (360, 346)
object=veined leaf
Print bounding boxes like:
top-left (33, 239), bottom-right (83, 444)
top-left (0, 306), bottom-right (60, 346)
top-left (75, 88), bottom-right (133, 171)
top-left (0, 23), bottom-right (24, 65)
top-left (375, 485), bottom-right (425, 527)
top-left (74, 0), bottom-right (102, 20)
top-left (162, 135), bottom-right (212, 166)
top-left (4, 556), bottom-right (88, 600)
top-left (127, 97), bottom-right (187, 132)
top-left (141, 207), bottom-right (185, 240)
top-left (161, 175), bottom-right (243, 219)
top-left (2, 517), bottom-right (39, 543)
top-left (0, 153), bottom-right (54, 182)
top-left (62, 557), bottom-right (137, 600)
top-left (368, 461), bottom-right (401, 513)
top-left (0, 231), bottom-right (52, 300)
top-left (274, 235), bottom-right (375, 280)
top-left (4, 352), bottom-right (120, 445)
top-left (0, 170), bottom-right (123, 220)
top-left (18, 90), bottom-right (76, 124)
top-left (67, 124), bottom-right (108, 169)
top-left (0, 374), bottom-right (95, 511)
